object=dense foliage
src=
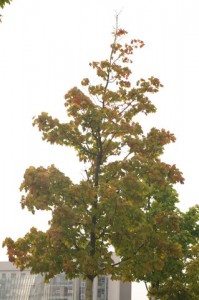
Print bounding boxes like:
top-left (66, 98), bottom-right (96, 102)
top-left (3, 20), bottom-right (198, 299)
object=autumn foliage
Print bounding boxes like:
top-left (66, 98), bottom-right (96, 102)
top-left (3, 20), bottom-right (199, 300)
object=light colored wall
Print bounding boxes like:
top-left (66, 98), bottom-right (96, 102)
top-left (108, 278), bottom-right (120, 300)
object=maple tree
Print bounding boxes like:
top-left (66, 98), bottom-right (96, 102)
top-left (3, 18), bottom-right (197, 299)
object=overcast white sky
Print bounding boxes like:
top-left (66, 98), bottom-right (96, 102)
top-left (0, 1), bottom-right (199, 299)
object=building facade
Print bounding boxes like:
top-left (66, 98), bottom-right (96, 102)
top-left (0, 262), bottom-right (131, 300)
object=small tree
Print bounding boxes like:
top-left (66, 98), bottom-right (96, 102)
top-left (4, 19), bottom-right (189, 299)
top-left (145, 206), bottom-right (199, 300)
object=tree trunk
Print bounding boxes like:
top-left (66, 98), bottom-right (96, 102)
top-left (85, 277), bottom-right (93, 300)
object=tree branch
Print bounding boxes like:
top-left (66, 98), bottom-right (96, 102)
top-left (102, 14), bottom-right (119, 108)
top-left (110, 242), bottom-right (145, 268)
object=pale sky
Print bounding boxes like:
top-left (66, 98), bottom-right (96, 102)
top-left (0, 1), bottom-right (199, 299)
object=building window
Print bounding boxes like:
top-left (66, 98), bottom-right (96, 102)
top-left (11, 273), bottom-right (16, 279)
top-left (97, 276), bottom-right (108, 300)
top-left (64, 287), bottom-right (68, 296)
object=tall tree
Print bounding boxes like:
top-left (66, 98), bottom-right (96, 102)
top-left (4, 19), bottom-right (190, 299)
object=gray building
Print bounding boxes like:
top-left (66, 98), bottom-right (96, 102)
top-left (0, 262), bottom-right (131, 300)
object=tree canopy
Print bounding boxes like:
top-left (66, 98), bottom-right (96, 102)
top-left (144, 206), bottom-right (199, 299)
top-left (3, 19), bottom-right (198, 300)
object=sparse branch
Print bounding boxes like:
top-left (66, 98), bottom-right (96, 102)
top-left (79, 144), bottom-right (94, 156)
top-left (84, 168), bottom-right (91, 182)
top-left (110, 242), bottom-right (146, 269)
top-left (102, 15), bottom-right (119, 107)
top-left (81, 141), bottom-right (94, 155)
top-left (144, 281), bottom-right (149, 292)
top-left (118, 99), bottom-right (135, 116)
top-left (102, 132), bottom-right (117, 155)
